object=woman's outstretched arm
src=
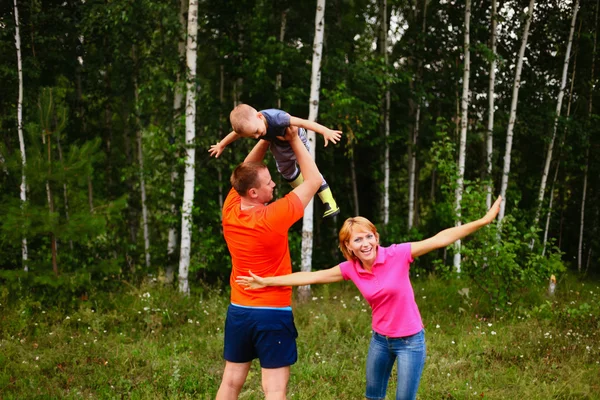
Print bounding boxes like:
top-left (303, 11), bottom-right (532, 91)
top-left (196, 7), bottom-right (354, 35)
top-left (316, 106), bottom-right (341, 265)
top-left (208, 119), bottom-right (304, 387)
top-left (236, 266), bottom-right (344, 290)
top-left (411, 195), bottom-right (502, 258)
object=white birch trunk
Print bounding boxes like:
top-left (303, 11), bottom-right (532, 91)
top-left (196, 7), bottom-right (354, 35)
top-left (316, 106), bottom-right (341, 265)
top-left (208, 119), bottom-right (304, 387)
top-left (578, 147), bottom-right (589, 272)
top-left (351, 147), bottom-right (360, 216)
top-left (382, 0), bottom-right (390, 226)
top-left (407, 104), bottom-right (419, 230)
top-left (498, 0), bottom-right (535, 223)
top-left (299, 0), bottom-right (325, 301)
top-left (532, 0), bottom-right (578, 242)
top-left (276, 10), bottom-right (287, 109)
top-left (166, 0), bottom-right (188, 284)
top-left (578, 0), bottom-right (597, 271)
top-left (543, 33), bottom-right (580, 255)
top-left (454, 0), bottom-right (471, 272)
top-left (132, 48), bottom-right (151, 269)
top-left (486, 0), bottom-right (497, 210)
top-left (14, 0), bottom-right (28, 271)
top-left (137, 127), bottom-right (151, 268)
top-left (178, 0), bottom-right (199, 295)
top-left (408, 0), bottom-right (428, 230)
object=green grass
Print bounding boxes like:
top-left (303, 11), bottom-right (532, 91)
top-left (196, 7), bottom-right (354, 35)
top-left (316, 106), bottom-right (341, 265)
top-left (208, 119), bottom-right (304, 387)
top-left (0, 274), bottom-right (599, 399)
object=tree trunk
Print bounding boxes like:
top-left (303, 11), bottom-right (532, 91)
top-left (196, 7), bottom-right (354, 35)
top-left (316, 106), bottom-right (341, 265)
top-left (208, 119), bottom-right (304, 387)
top-left (55, 126), bottom-right (73, 250)
top-left (486, 0), bottom-right (497, 209)
top-left (408, 0), bottom-right (428, 230)
top-left (578, 146), bottom-right (589, 272)
top-left (579, 0), bottom-right (597, 271)
top-left (276, 9), bottom-right (287, 109)
top-left (532, 0), bottom-right (579, 244)
top-left (132, 47), bottom-right (151, 269)
top-left (166, 0), bottom-right (188, 284)
top-left (381, 0), bottom-right (390, 226)
top-left (178, 0), bottom-right (199, 295)
top-left (350, 146), bottom-right (360, 216)
top-left (299, 0), bottom-right (325, 302)
top-left (543, 24), bottom-right (580, 255)
top-left (454, 0), bottom-right (471, 273)
top-left (43, 130), bottom-right (58, 276)
top-left (498, 0), bottom-right (535, 223)
top-left (14, 0), bottom-right (28, 272)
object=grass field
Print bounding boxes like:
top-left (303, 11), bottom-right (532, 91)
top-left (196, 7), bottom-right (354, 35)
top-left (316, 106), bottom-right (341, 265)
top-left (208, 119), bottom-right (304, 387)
top-left (0, 273), bottom-right (599, 399)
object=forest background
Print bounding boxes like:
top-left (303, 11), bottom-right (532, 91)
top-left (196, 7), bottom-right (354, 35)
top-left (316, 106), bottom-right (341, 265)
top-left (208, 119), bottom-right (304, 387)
top-left (1, 0), bottom-right (597, 299)
top-left (1, 0), bottom-right (600, 398)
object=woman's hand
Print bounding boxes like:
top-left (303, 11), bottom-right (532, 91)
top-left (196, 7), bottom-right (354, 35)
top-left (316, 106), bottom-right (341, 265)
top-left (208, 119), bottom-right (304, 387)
top-left (235, 271), bottom-right (269, 290)
top-left (482, 195), bottom-right (502, 225)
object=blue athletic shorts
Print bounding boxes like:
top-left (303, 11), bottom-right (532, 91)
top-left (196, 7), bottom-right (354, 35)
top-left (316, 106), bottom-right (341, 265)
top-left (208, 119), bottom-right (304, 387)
top-left (223, 304), bottom-right (298, 368)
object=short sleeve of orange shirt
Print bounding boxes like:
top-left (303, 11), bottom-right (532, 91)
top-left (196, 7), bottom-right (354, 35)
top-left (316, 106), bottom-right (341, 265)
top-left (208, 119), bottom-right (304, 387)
top-left (222, 188), bottom-right (304, 307)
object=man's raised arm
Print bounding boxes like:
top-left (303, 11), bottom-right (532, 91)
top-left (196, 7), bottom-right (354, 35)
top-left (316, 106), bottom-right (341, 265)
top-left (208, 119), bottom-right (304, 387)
top-left (286, 128), bottom-right (321, 208)
top-left (244, 139), bottom-right (270, 163)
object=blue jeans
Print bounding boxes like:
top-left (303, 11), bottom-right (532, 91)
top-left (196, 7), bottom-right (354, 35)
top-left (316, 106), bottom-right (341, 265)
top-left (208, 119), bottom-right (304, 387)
top-left (365, 329), bottom-right (426, 400)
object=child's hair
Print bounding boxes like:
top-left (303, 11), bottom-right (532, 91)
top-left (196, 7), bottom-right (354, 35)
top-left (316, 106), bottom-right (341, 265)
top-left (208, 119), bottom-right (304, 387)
top-left (230, 161), bottom-right (267, 196)
top-left (230, 104), bottom-right (257, 134)
top-left (338, 217), bottom-right (379, 262)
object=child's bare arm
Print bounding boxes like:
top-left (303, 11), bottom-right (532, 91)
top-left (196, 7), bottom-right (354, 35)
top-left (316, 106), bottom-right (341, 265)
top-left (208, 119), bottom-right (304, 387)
top-left (289, 116), bottom-right (342, 147)
top-left (208, 131), bottom-right (239, 158)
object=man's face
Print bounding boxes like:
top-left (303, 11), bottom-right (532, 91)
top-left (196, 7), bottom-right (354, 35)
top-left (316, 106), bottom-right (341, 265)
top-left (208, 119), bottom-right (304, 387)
top-left (253, 167), bottom-right (276, 203)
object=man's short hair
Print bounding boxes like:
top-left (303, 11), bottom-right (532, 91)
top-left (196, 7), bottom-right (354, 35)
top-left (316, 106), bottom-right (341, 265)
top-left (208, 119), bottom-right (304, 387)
top-left (230, 162), bottom-right (267, 196)
top-left (230, 104), bottom-right (257, 135)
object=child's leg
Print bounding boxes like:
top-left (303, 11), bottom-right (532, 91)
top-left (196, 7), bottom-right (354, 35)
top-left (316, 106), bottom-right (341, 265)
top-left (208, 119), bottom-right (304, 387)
top-left (297, 129), bottom-right (340, 219)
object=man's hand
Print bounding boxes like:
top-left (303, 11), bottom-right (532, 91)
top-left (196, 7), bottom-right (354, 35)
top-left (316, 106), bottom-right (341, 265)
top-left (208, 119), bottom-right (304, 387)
top-left (279, 126), bottom-right (300, 142)
top-left (235, 271), bottom-right (269, 290)
top-left (322, 128), bottom-right (342, 147)
top-left (208, 143), bottom-right (225, 158)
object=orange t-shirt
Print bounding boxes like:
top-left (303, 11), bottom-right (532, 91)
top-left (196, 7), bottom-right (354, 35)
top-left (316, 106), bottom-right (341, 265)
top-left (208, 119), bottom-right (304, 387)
top-left (222, 188), bottom-right (304, 307)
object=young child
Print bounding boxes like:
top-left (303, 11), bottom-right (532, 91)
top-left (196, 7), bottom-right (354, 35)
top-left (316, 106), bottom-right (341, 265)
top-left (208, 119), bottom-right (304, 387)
top-left (209, 104), bottom-right (342, 219)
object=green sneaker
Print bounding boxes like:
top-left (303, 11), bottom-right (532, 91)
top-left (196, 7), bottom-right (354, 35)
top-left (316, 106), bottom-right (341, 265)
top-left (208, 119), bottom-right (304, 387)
top-left (322, 202), bottom-right (340, 219)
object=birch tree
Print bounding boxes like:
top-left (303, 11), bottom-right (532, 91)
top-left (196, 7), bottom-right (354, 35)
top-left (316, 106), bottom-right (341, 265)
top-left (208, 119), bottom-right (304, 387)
top-left (132, 47), bottom-right (151, 269)
top-left (299, 0), bottom-right (325, 301)
top-left (408, 0), bottom-right (428, 230)
top-left (454, 0), bottom-right (471, 272)
top-left (166, 0), bottom-right (188, 284)
top-left (276, 9), bottom-right (287, 109)
top-left (498, 0), bottom-right (535, 223)
top-left (532, 0), bottom-right (579, 245)
top-left (486, 0), bottom-right (497, 210)
top-left (381, 0), bottom-right (390, 226)
top-left (178, 0), bottom-right (198, 295)
top-left (579, 0), bottom-right (598, 271)
top-left (14, 0), bottom-right (29, 271)
top-left (543, 22), bottom-right (581, 255)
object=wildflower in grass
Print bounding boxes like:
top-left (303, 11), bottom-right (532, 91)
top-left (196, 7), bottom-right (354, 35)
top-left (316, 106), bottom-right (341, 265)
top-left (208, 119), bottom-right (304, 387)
top-left (312, 297), bottom-right (318, 301)
top-left (488, 323), bottom-right (492, 327)
top-left (436, 324), bottom-right (440, 329)
top-left (491, 331), bottom-right (496, 335)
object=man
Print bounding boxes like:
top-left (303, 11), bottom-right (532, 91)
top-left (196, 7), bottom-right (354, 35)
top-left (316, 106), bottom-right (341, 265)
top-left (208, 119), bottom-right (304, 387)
top-left (216, 126), bottom-right (322, 400)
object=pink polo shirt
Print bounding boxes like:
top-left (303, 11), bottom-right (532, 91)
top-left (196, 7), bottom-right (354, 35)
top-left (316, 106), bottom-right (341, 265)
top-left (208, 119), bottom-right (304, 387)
top-left (339, 243), bottom-right (423, 337)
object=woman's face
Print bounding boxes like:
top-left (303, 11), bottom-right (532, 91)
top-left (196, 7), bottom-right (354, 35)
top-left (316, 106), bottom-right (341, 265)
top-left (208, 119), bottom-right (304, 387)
top-left (346, 227), bottom-right (379, 265)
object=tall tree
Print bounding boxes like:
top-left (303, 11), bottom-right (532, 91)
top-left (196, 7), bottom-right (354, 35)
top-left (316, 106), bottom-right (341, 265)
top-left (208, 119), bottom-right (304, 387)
top-left (381, 0), bottom-right (390, 226)
top-left (178, 0), bottom-right (199, 295)
top-left (579, 0), bottom-right (598, 271)
top-left (13, 0), bottom-right (28, 271)
top-left (454, 0), bottom-right (471, 272)
top-left (533, 0), bottom-right (579, 246)
top-left (167, 0), bottom-right (188, 284)
top-left (408, 0), bottom-right (428, 230)
top-left (299, 0), bottom-right (326, 301)
top-left (486, 0), bottom-right (497, 210)
top-left (498, 0), bottom-right (535, 223)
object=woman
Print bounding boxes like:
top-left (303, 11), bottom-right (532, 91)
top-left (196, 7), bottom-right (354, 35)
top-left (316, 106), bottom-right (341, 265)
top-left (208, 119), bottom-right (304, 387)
top-left (236, 196), bottom-right (502, 400)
